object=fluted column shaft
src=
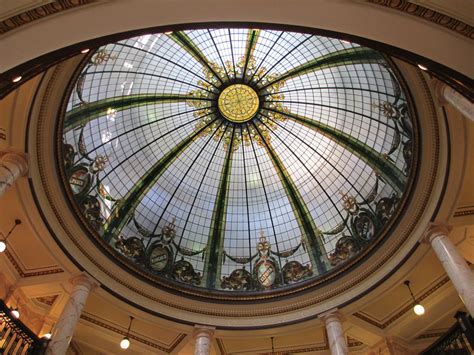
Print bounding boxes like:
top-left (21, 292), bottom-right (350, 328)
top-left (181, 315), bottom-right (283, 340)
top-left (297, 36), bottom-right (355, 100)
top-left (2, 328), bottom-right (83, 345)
top-left (425, 225), bottom-right (474, 316)
top-left (434, 80), bottom-right (474, 122)
top-left (0, 152), bottom-right (28, 197)
top-left (46, 273), bottom-right (98, 355)
top-left (193, 325), bottom-right (215, 355)
top-left (320, 310), bottom-right (348, 355)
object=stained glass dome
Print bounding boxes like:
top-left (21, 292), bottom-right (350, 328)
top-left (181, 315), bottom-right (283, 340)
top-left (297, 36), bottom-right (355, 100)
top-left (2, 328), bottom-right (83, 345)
top-left (60, 27), bottom-right (416, 294)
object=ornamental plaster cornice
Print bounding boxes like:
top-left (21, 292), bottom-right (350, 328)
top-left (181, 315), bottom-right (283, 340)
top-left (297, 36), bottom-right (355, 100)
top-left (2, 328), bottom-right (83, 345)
top-left (3, 249), bottom-right (64, 278)
top-left (80, 312), bottom-right (187, 352)
top-left (454, 207), bottom-right (474, 217)
top-left (0, 0), bottom-right (94, 35)
top-left (353, 275), bottom-right (450, 329)
top-left (0, 1), bottom-right (470, 39)
top-left (367, 0), bottom-right (473, 39)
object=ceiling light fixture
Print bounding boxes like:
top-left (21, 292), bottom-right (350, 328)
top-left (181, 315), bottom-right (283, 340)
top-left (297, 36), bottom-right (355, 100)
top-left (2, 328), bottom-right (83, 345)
top-left (417, 64), bottom-right (428, 71)
top-left (12, 76), bottom-right (22, 83)
top-left (404, 280), bottom-right (425, 316)
top-left (10, 306), bottom-right (20, 319)
top-left (81, 48), bottom-right (90, 54)
top-left (42, 323), bottom-right (54, 340)
top-left (164, 31), bottom-right (173, 35)
top-left (120, 316), bottom-right (134, 350)
top-left (0, 219), bottom-right (21, 253)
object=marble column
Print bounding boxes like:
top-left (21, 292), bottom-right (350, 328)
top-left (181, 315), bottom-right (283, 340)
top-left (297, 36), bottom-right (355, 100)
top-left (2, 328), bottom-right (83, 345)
top-left (424, 224), bottom-right (474, 316)
top-left (193, 325), bottom-right (215, 355)
top-left (0, 151), bottom-right (28, 197)
top-left (434, 80), bottom-right (474, 122)
top-left (46, 273), bottom-right (99, 355)
top-left (319, 309), bottom-right (348, 355)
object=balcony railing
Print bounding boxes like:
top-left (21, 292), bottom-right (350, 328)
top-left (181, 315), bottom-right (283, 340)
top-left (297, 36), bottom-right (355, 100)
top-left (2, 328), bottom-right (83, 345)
top-left (0, 300), bottom-right (47, 354)
top-left (421, 311), bottom-right (474, 355)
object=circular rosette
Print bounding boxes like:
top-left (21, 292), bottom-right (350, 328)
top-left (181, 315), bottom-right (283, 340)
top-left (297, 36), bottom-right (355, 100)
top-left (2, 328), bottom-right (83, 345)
top-left (147, 243), bottom-right (172, 272)
top-left (218, 84), bottom-right (259, 123)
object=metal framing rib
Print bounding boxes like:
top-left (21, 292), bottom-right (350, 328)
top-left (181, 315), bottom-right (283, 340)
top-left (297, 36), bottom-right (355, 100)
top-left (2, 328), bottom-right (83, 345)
top-left (103, 117), bottom-right (218, 242)
top-left (251, 122), bottom-right (328, 275)
top-left (204, 126), bottom-right (236, 288)
top-left (65, 93), bottom-right (211, 132)
top-left (265, 108), bottom-right (406, 193)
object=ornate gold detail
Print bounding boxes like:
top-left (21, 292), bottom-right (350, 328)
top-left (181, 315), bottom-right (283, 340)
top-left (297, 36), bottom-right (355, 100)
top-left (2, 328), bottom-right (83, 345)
top-left (218, 85), bottom-right (259, 122)
top-left (162, 218), bottom-right (177, 241)
top-left (340, 191), bottom-right (358, 214)
top-left (257, 231), bottom-right (271, 255)
top-left (186, 55), bottom-right (289, 151)
top-left (90, 49), bottom-right (116, 66)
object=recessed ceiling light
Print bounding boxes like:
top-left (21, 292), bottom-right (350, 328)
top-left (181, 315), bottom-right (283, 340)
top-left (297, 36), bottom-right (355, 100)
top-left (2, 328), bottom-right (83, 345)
top-left (417, 64), bottom-right (428, 71)
top-left (81, 49), bottom-right (90, 54)
top-left (12, 76), bottom-right (22, 83)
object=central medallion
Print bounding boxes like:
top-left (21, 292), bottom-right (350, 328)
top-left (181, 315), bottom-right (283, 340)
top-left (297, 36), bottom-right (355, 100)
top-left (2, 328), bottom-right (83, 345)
top-left (218, 84), bottom-right (259, 123)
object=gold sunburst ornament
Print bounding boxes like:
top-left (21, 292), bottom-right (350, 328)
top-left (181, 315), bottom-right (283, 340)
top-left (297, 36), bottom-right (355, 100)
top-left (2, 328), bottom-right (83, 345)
top-left (218, 84), bottom-right (259, 123)
top-left (186, 55), bottom-right (289, 151)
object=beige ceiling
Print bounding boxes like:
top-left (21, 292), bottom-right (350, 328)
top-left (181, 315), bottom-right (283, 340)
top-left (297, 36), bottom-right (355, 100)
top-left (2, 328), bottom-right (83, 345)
top-left (0, 1), bottom-right (473, 77)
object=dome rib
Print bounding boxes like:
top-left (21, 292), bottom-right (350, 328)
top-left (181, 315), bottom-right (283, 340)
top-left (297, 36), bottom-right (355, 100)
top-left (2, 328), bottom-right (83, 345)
top-left (148, 120), bottom-right (227, 237)
top-left (174, 122), bottom-right (228, 266)
top-left (256, 114), bottom-right (358, 242)
top-left (242, 29), bottom-right (260, 79)
top-left (265, 108), bottom-right (406, 193)
top-left (204, 125), bottom-right (235, 288)
top-left (259, 112), bottom-right (380, 221)
top-left (170, 31), bottom-right (226, 85)
top-left (118, 41), bottom-right (219, 91)
top-left (103, 115), bottom-right (219, 242)
top-left (252, 120), bottom-right (328, 275)
top-left (259, 47), bottom-right (385, 90)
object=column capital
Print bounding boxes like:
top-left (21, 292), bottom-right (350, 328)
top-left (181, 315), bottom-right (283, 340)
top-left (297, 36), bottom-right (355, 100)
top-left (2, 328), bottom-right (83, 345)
top-left (318, 308), bottom-right (343, 324)
top-left (422, 223), bottom-right (453, 244)
top-left (193, 324), bottom-right (215, 339)
top-left (0, 150), bottom-right (28, 176)
top-left (70, 272), bottom-right (100, 290)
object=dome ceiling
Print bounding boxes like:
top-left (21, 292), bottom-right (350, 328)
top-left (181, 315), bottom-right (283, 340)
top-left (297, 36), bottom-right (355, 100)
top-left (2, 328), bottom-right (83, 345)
top-left (60, 27), bottom-right (415, 294)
